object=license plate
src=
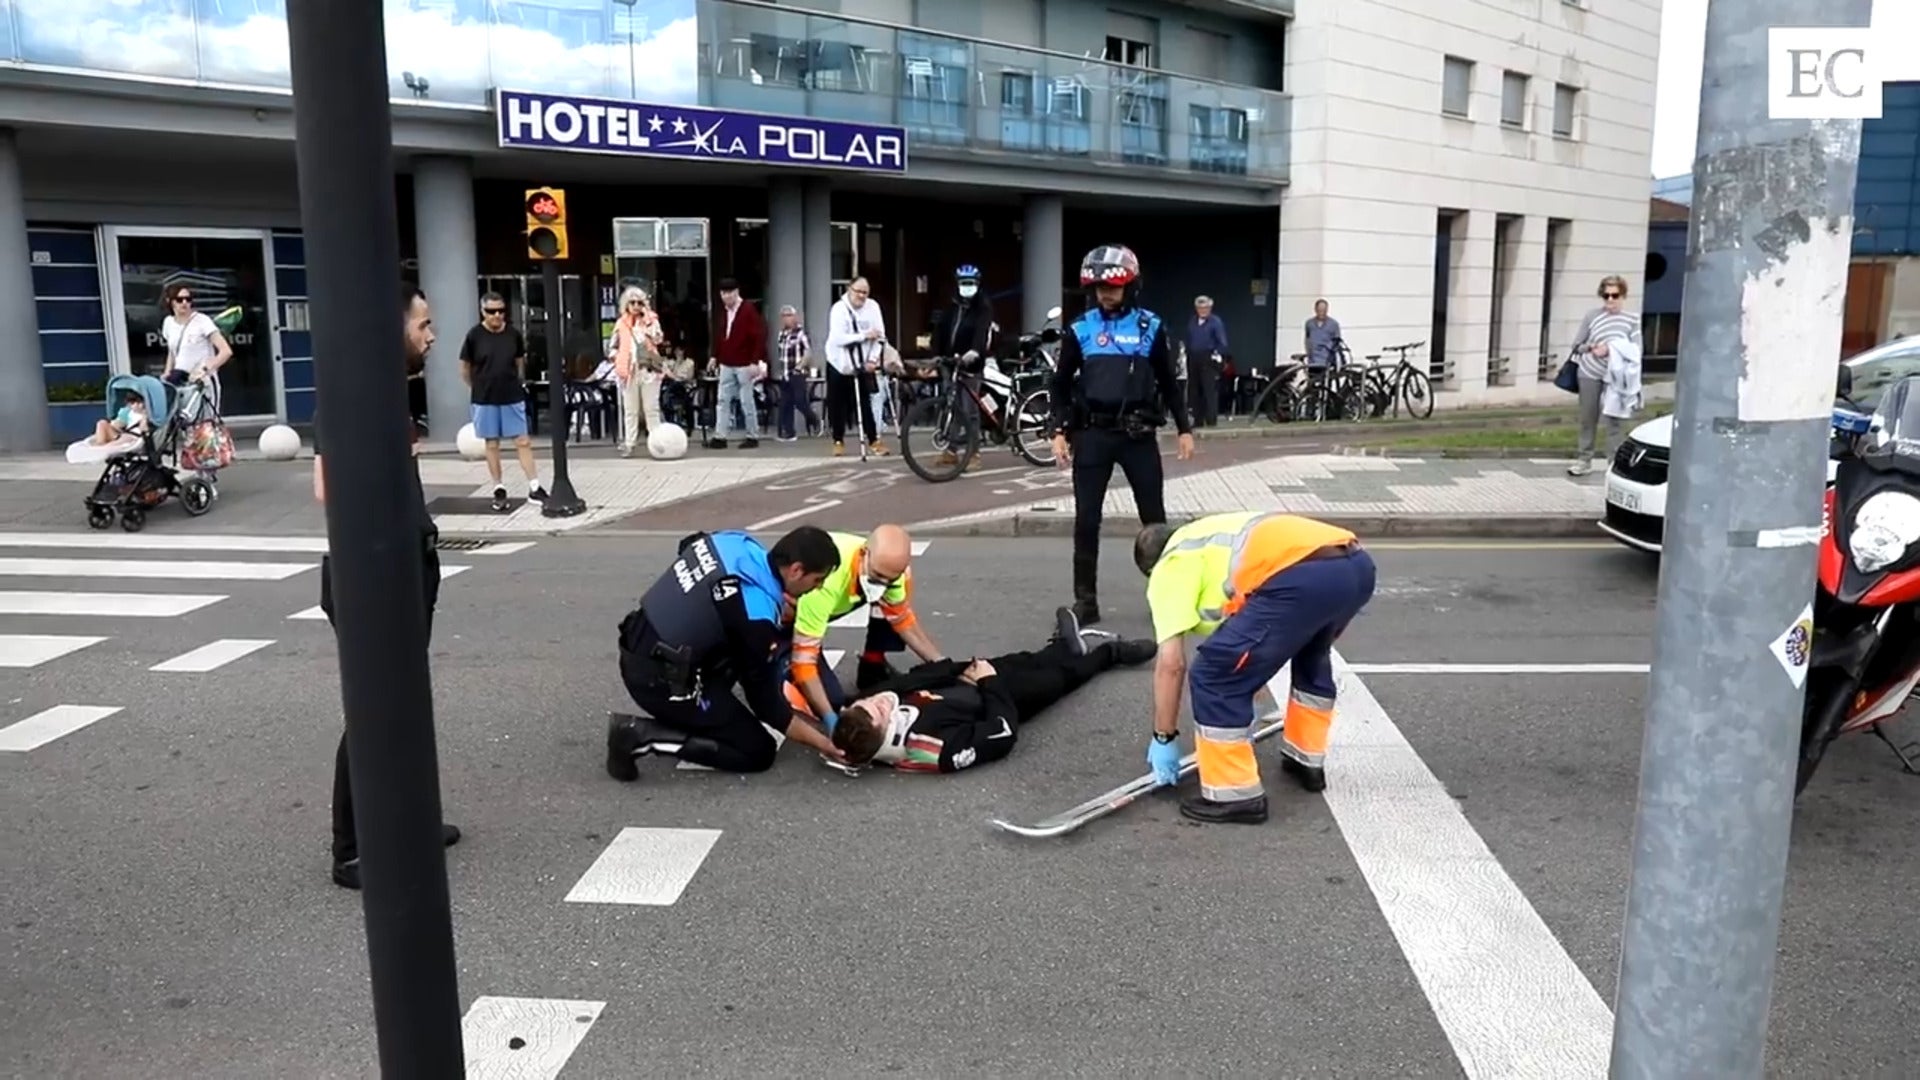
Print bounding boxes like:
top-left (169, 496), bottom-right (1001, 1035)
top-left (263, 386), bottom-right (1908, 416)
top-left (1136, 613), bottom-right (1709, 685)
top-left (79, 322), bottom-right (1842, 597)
top-left (1607, 485), bottom-right (1642, 513)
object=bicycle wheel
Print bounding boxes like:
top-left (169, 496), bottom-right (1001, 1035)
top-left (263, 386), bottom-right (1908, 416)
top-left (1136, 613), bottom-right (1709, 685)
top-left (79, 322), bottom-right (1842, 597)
top-left (1012, 389), bottom-right (1055, 467)
top-left (901, 396), bottom-right (977, 483)
top-left (1400, 368), bottom-right (1434, 419)
top-left (1252, 380), bottom-right (1295, 424)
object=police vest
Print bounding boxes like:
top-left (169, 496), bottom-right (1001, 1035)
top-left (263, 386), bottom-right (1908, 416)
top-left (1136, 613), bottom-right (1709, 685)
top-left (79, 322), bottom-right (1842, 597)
top-left (635, 531), bottom-right (749, 662)
top-left (1071, 308), bottom-right (1162, 411)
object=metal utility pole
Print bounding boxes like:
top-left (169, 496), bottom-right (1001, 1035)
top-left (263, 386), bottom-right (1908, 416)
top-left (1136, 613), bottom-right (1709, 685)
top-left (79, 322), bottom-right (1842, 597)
top-left (285, 1), bottom-right (464, 1075)
top-left (539, 257), bottom-right (587, 518)
top-left (1610, 1), bottom-right (1870, 1077)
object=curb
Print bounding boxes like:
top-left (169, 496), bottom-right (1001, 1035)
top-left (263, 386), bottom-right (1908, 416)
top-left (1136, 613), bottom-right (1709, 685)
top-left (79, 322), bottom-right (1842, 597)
top-left (909, 512), bottom-right (1601, 540)
top-left (1330, 445), bottom-right (1591, 461)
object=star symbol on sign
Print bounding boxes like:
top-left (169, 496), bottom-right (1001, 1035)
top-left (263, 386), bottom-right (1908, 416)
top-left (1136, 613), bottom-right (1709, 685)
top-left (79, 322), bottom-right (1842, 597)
top-left (671, 117), bottom-right (688, 134)
top-left (647, 114), bottom-right (664, 131)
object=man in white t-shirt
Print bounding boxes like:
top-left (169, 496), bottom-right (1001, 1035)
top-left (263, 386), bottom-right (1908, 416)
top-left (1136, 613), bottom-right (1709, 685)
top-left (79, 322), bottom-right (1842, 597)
top-left (823, 277), bottom-right (888, 456)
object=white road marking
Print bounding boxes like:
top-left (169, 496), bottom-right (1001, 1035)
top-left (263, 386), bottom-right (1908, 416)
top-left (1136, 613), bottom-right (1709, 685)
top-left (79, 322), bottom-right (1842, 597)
top-left (564, 827), bottom-right (722, 905)
top-left (0, 591), bottom-right (225, 618)
top-left (460, 996), bottom-right (605, 1080)
top-left (1348, 662), bottom-right (1648, 675)
top-left (150, 638), bottom-right (275, 673)
top-left (0, 533), bottom-right (534, 556)
top-left (0, 705), bottom-right (123, 753)
top-left (286, 564), bottom-right (469, 620)
top-left (0, 531), bottom-right (333, 553)
top-left (0, 557), bottom-right (313, 581)
top-left (911, 540), bottom-right (930, 556)
top-left (749, 501), bottom-right (840, 529)
top-left (0, 634), bottom-right (106, 668)
top-left (825, 648), bottom-right (845, 668)
top-left (1306, 652), bottom-right (1614, 1077)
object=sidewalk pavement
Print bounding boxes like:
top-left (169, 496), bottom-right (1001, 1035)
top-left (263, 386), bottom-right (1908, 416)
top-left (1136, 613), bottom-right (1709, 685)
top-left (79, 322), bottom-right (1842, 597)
top-left (910, 453), bottom-right (1609, 538)
top-left (0, 451), bottom-right (822, 535)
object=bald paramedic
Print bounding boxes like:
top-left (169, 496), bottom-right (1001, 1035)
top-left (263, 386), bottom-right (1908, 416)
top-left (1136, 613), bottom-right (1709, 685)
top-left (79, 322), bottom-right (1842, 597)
top-left (789, 524), bottom-right (949, 728)
top-left (1134, 512), bottom-right (1377, 825)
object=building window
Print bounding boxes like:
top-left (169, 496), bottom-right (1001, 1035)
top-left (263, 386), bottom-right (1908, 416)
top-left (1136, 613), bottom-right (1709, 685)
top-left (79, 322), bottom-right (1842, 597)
top-left (1105, 35), bottom-right (1152, 68)
top-left (1189, 104), bottom-right (1249, 175)
top-left (1501, 72), bottom-right (1529, 128)
top-left (1540, 217), bottom-right (1573, 371)
top-left (1553, 83), bottom-right (1579, 137)
top-left (1443, 57), bottom-right (1473, 118)
top-left (1643, 312), bottom-right (1681, 373)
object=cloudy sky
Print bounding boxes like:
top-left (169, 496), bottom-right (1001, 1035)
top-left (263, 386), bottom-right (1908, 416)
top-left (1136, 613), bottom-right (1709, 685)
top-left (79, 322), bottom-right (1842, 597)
top-left (1652, 0), bottom-right (1920, 179)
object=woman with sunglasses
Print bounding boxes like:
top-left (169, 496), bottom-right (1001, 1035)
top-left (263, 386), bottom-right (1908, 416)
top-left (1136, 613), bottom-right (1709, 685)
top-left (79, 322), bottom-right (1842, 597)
top-left (160, 282), bottom-right (232, 407)
top-left (1566, 274), bottom-right (1642, 476)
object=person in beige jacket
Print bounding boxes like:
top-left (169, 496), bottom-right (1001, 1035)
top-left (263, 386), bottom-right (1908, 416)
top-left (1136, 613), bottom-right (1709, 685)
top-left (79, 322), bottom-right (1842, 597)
top-left (613, 285), bottom-right (665, 457)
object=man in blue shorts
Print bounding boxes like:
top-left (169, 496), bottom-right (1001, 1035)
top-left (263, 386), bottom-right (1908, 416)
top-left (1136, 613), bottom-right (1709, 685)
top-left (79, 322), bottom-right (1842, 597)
top-left (461, 292), bottom-right (547, 512)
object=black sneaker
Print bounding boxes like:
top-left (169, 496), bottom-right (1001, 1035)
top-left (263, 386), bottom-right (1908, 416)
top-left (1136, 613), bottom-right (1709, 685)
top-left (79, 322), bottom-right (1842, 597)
top-left (1111, 638), bottom-right (1157, 666)
top-left (490, 486), bottom-right (508, 513)
top-left (739, 438), bottom-right (759, 449)
top-left (528, 484), bottom-right (549, 503)
top-left (705, 437), bottom-right (728, 450)
top-left (1053, 606), bottom-right (1088, 657)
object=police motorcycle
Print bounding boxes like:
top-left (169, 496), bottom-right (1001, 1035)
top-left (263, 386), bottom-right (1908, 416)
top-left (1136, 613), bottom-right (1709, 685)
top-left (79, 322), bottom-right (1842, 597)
top-left (1799, 371), bottom-right (1920, 795)
top-left (900, 306), bottom-right (1063, 481)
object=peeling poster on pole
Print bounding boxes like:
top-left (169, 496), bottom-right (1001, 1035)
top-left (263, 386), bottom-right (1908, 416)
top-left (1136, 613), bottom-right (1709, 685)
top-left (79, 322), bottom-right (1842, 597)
top-left (1769, 602), bottom-right (1814, 689)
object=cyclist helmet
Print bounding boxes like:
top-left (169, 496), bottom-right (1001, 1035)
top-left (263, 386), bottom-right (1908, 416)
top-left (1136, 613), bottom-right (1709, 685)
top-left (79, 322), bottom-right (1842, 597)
top-left (1080, 244), bottom-right (1141, 308)
top-left (955, 263), bottom-right (982, 302)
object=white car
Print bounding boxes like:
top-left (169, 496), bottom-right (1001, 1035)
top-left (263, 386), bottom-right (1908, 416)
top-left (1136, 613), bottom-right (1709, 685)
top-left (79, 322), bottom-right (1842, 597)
top-left (1600, 335), bottom-right (1920, 553)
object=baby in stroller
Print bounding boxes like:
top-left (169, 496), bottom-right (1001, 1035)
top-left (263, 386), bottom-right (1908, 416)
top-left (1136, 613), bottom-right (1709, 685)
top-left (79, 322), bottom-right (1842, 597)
top-left (88, 389), bottom-right (152, 446)
top-left (74, 373), bottom-right (223, 532)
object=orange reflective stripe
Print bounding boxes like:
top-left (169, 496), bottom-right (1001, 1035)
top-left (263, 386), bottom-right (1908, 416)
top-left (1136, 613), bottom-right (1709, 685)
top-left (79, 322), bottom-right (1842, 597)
top-left (784, 681), bottom-right (814, 719)
top-left (1220, 515), bottom-right (1359, 617)
top-left (1281, 690), bottom-right (1335, 765)
top-left (886, 606), bottom-right (918, 632)
top-left (1195, 730), bottom-right (1264, 801)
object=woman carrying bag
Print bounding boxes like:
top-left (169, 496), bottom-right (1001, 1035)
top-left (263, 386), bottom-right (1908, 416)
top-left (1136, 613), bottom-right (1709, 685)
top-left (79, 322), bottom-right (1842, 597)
top-left (1559, 274), bottom-right (1643, 476)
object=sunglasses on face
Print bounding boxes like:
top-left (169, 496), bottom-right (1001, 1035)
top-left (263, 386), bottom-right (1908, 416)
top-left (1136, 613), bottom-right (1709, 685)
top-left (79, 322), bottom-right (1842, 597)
top-left (483, 307), bottom-right (506, 316)
top-left (173, 295), bottom-right (193, 304)
top-left (1602, 292), bottom-right (1622, 300)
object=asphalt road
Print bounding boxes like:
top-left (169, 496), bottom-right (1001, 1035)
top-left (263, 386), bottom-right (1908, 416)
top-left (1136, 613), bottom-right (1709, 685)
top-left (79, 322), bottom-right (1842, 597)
top-left (2, 533), bottom-right (1915, 1079)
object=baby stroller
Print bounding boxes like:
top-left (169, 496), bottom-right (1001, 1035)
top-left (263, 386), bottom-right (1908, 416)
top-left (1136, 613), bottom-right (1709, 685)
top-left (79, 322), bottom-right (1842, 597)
top-left (78, 374), bottom-right (223, 532)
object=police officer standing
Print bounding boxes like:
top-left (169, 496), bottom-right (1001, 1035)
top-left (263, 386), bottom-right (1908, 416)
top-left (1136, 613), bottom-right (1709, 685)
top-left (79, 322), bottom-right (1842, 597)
top-left (1048, 244), bottom-right (1194, 624)
top-left (606, 526), bottom-right (845, 777)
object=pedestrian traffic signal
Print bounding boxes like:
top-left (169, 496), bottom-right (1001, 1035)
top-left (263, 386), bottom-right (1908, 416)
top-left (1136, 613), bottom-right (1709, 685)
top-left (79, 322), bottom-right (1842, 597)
top-left (525, 187), bottom-right (568, 260)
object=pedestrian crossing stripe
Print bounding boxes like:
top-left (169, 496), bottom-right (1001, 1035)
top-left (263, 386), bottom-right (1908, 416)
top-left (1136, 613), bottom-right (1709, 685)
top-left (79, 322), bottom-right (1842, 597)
top-left (0, 705), bottom-right (122, 753)
top-left (150, 639), bottom-right (276, 672)
top-left (0, 532), bottom-right (535, 556)
top-left (0, 634), bottom-right (106, 667)
top-left (0, 556), bottom-right (314, 581)
top-left (0, 591), bottom-right (226, 618)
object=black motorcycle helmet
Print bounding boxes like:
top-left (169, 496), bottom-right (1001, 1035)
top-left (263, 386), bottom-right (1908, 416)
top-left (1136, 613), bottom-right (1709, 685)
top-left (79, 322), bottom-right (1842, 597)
top-left (1079, 244), bottom-right (1141, 311)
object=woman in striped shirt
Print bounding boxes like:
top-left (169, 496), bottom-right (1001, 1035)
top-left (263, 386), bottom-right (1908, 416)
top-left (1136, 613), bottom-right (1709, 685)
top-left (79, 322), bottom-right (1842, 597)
top-left (1567, 274), bottom-right (1641, 476)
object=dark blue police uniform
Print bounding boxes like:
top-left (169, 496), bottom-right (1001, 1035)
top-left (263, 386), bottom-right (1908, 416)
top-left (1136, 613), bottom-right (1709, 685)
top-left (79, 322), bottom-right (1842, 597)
top-left (614, 530), bottom-right (795, 773)
top-left (1048, 304), bottom-right (1190, 621)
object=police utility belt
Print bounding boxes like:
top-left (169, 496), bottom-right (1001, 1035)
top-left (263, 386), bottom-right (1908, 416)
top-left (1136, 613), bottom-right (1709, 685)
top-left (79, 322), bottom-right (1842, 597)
top-left (1074, 403), bottom-right (1164, 438)
top-left (619, 609), bottom-right (705, 700)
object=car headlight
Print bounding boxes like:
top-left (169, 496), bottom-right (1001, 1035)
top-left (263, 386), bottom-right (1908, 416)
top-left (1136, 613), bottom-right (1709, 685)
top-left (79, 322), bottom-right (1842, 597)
top-left (1849, 492), bottom-right (1920, 572)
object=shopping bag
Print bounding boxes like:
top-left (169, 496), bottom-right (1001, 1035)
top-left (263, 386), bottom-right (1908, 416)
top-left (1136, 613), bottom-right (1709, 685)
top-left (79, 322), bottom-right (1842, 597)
top-left (181, 419), bottom-right (235, 472)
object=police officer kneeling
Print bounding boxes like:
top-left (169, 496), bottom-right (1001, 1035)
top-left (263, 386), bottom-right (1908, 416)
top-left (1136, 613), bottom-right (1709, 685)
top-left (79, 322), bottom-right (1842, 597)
top-left (607, 526), bottom-right (845, 777)
top-left (1048, 244), bottom-right (1194, 625)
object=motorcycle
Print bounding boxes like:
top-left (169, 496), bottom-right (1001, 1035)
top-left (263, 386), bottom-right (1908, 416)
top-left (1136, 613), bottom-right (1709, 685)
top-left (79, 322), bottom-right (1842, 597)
top-left (1800, 371), bottom-right (1920, 794)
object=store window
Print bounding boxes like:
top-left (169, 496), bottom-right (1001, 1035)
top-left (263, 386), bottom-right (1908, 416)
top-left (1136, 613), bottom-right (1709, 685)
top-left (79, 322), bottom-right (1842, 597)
top-left (109, 230), bottom-right (276, 418)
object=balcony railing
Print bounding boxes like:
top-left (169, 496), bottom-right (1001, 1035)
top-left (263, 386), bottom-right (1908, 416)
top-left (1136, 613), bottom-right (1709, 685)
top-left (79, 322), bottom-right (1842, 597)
top-left (697, 0), bottom-right (1289, 181)
top-left (1, 0), bottom-right (1289, 181)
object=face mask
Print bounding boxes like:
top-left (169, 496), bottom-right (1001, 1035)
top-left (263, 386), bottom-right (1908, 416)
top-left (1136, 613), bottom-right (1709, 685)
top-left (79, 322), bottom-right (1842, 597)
top-left (859, 574), bottom-right (891, 604)
top-left (958, 284), bottom-right (977, 300)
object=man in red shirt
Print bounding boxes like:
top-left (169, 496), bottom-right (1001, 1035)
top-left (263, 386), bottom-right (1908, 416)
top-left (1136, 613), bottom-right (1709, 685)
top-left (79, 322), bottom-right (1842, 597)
top-left (708, 277), bottom-right (766, 449)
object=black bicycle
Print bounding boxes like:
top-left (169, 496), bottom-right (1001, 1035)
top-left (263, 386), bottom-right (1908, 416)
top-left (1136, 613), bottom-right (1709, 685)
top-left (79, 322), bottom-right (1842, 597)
top-left (1251, 342), bottom-right (1364, 423)
top-left (1357, 341), bottom-right (1435, 419)
top-left (900, 354), bottom-right (1054, 482)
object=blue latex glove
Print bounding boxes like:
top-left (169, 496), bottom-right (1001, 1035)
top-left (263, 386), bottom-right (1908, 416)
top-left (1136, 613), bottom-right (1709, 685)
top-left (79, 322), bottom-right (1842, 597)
top-left (1146, 737), bottom-right (1182, 786)
top-left (822, 711), bottom-right (840, 735)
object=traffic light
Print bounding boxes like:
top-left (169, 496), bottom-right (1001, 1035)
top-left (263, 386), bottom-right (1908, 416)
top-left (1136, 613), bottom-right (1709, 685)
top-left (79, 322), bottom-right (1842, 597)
top-left (525, 187), bottom-right (568, 260)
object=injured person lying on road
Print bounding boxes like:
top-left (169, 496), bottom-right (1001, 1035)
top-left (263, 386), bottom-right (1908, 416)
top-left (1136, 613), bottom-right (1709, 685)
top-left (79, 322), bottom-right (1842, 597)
top-left (799, 607), bottom-right (1155, 773)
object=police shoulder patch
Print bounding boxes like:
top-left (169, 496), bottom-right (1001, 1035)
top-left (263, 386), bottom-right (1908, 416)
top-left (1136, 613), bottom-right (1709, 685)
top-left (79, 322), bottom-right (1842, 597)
top-left (712, 576), bottom-right (741, 603)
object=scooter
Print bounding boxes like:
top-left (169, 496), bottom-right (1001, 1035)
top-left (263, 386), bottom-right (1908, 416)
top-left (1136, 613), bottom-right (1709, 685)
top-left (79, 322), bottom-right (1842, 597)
top-left (1800, 372), bottom-right (1920, 794)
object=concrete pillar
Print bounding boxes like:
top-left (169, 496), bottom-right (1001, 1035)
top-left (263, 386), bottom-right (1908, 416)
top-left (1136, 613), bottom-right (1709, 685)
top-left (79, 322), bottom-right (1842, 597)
top-left (801, 178), bottom-right (833, 362)
top-left (411, 155), bottom-right (478, 434)
top-left (1444, 209), bottom-right (1496, 397)
top-left (1022, 193), bottom-right (1064, 331)
top-left (767, 176), bottom-right (805, 362)
top-left (1504, 214), bottom-right (1550, 388)
top-left (0, 128), bottom-right (51, 451)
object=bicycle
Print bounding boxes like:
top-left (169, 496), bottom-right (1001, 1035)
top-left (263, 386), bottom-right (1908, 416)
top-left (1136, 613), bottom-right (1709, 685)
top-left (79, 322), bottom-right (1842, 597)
top-left (1357, 341), bottom-right (1434, 419)
top-left (900, 354), bottom-right (1055, 482)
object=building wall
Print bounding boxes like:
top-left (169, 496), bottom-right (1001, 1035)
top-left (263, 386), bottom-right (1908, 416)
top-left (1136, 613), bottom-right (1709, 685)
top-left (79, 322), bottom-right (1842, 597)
top-left (1279, 0), bottom-right (1659, 402)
